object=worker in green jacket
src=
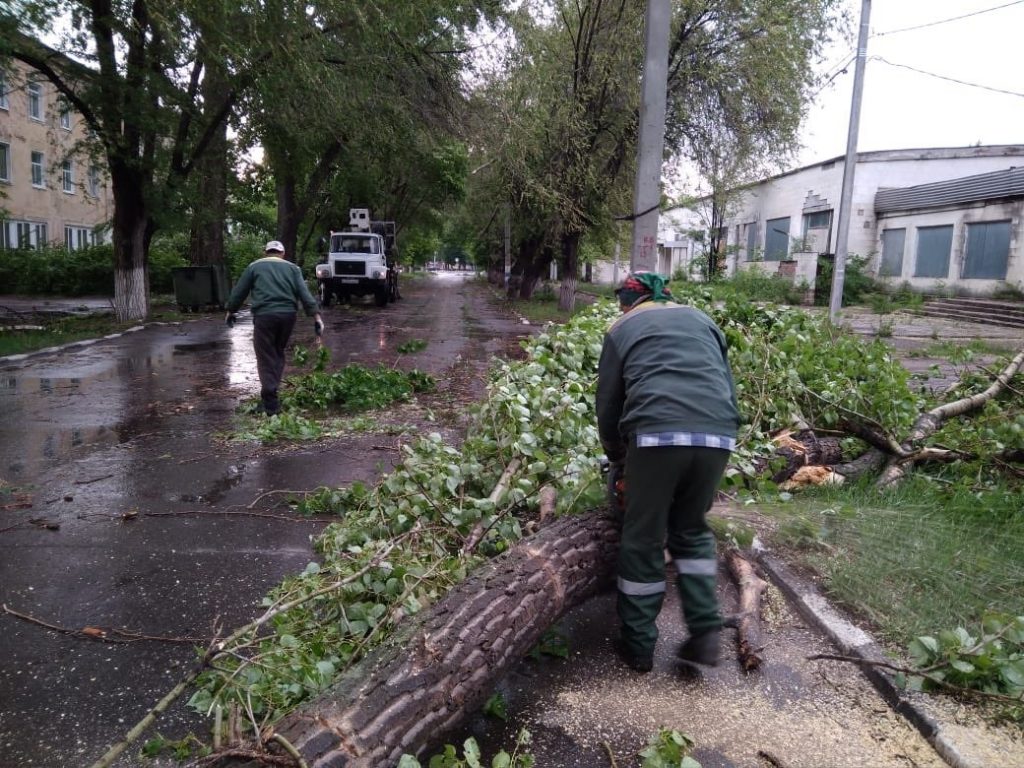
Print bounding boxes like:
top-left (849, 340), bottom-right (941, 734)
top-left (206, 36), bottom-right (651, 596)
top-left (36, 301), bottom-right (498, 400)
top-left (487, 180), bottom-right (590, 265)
top-left (596, 271), bottom-right (739, 672)
top-left (226, 240), bottom-right (323, 416)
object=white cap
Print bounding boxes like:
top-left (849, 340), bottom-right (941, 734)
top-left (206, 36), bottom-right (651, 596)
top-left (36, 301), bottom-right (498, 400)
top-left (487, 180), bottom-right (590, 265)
top-left (264, 240), bottom-right (285, 253)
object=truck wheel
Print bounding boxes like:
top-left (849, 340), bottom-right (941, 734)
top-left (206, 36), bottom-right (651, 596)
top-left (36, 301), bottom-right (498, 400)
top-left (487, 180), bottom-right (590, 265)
top-left (320, 284), bottom-right (334, 308)
top-left (374, 287), bottom-right (389, 307)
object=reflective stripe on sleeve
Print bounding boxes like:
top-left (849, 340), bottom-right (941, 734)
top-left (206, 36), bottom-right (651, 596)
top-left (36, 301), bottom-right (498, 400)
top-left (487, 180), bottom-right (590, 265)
top-left (674, 558), bottom-right (717, 576)
top-left (617, 577), bottom-right (666, 596)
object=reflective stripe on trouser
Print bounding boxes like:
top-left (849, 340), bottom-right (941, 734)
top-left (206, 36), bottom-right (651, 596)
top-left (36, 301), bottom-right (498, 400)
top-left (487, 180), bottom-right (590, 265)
top-left (617, 443), bottom-right (730, 656)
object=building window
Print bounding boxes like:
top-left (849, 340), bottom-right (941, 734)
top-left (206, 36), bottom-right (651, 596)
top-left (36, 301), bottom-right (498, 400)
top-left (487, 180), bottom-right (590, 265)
top-left (7, 220), bottom-right (48, 250)
top-left (59, 99), bottom-right (72, 130)
top-left (65, 225), bottom-right (92, 251)
top-left (0, 142), bottom-right (9, 182)
top-left (87, 165), bottom-right (100, 196)
top-left (30, 151), bottom-right (44, 187)
top-left (62, 160), bottom-right (74, 193)
top-left (27, 82), bottom-right (43, 121)
top-left (0, 71), bottom-right (8, 110)
top-left (764, 217), bottom-right (791, 261)
top-left (744, 222), bottom-right (758, 259)
top-left (803, 210), bottom-right (832, 231)
top-left (914, 225), bottom-right (954, 278)
top-left (963, 220), bottom-right (1011, 280)
top-left (878, 228), bottom-right (906, 278)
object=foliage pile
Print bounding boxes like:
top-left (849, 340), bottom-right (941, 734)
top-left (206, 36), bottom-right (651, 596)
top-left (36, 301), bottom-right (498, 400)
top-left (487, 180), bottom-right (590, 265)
top-left (282, 364), bottom-right (436, 413)
top-left (906, 614), bottom-right (1024, 701)
top-left (194, 292), bottom-right (1022, 734)
top-left (189, 306), bottom-right (610, 723)
top-left (398, 731), bottom-right (535, 768)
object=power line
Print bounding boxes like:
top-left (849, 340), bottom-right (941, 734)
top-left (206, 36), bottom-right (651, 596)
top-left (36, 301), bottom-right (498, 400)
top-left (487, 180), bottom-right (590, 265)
top-left (872, 0), bottom-right (1024, 37)
top-left (872, 56), bottom-right (1024, 98)
top-left (809, 54), bottom-right (856, 100)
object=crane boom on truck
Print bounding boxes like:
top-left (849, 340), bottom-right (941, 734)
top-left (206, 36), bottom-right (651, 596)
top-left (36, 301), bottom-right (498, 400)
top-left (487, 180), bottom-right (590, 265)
top-left (315, 208), bottom-right (401, 307)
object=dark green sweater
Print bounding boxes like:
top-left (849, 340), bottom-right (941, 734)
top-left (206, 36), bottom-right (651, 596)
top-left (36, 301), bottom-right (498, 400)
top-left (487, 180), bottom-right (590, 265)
top-left (227, 256), bottom-right (318, 316)
top-left (596, 301), bottom-right (739, 461)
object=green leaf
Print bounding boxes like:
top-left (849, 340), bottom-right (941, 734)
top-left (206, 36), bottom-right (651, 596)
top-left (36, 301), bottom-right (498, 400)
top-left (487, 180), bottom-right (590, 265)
top-left (464, 738), bottom-right (482, 768)
top-left (491, 751), bottom-right (511, 768)
top-left (397, 756), bottom-right (422, 768)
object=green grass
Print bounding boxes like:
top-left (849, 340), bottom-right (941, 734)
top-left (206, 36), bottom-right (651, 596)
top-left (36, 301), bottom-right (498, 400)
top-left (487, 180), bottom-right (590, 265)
top-left (761, 478), bottom-right (1024, 645)
top-left (905, 339), bottom-right (1018, 359)
top-left (0, 302), bottom-right (188, 357)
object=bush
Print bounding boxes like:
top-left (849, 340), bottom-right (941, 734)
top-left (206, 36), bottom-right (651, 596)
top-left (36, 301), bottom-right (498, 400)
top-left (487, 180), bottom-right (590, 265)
top-left (0, 235), bottom-right (269, 297)
top-left (815, 254), bottom-right (877, 306)
top-left (710, 269), bottom-right (804, 305)
top-left (0, 245), bottom-right (116, 295)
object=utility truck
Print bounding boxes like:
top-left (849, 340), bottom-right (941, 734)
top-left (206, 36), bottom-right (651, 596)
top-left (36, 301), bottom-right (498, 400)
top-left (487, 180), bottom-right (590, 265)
top-left (315, 208), bottom-right (400, 307)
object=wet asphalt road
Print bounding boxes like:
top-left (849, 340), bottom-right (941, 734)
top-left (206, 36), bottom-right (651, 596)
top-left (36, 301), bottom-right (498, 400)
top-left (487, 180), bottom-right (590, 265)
top-left (0, 272), bottom-right (529, 767)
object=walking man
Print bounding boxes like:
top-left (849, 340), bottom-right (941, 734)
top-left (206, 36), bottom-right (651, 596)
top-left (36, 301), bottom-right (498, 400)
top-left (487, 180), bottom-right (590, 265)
top-left (226, 240), bottom-right (323, 416)
top-left (596, 272), bottom-right (739, 672)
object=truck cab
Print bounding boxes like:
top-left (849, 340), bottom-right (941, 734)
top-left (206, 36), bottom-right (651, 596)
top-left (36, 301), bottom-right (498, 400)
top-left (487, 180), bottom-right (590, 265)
top-left (315, 209), bottom-right (400, 307)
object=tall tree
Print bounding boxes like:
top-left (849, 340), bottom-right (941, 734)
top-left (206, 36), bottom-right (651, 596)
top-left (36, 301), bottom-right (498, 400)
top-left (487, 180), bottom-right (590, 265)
top-left (460, 0), bottom-right (842, 308)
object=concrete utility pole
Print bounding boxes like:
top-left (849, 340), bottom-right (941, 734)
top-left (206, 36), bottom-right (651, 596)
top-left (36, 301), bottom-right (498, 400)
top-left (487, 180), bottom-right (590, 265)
top-left (829, 0), bottom-right (872, 323)
top-left (630, 0), bottom-right (672, 273)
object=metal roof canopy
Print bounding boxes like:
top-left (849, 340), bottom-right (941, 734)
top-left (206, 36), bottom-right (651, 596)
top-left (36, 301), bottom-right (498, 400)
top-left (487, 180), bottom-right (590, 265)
top-left (875, 166), bottom-right (1024, 214)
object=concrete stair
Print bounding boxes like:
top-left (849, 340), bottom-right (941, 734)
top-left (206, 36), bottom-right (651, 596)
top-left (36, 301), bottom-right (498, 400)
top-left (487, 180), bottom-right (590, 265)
top-left (915, 297), bottom-right (1024, 329)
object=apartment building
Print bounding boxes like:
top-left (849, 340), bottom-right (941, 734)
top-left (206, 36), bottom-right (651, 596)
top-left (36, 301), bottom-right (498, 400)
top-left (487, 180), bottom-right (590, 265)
top-left (0, 58), bottom-right (113, 251)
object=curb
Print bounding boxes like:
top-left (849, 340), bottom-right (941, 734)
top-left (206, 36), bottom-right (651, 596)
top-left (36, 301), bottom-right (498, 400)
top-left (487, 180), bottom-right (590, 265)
top-left (756, 552), bottom-right (978, 768)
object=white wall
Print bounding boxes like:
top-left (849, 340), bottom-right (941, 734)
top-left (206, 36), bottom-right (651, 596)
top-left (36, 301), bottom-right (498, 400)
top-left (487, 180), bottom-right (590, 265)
top-left (875, 199), bottom-right (1023, 294)
top-left (664, 146), bottom-right (1024, 293)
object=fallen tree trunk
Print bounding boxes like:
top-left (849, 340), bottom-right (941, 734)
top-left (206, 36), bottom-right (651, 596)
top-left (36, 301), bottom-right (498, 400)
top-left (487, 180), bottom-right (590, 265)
top-left (725, 549), bottom-right (767, 672)
top-left (265, 510), bottom-right (620, 767)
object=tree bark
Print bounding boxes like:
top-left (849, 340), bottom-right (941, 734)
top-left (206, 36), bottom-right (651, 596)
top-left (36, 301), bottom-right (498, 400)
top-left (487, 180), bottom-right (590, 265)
top-left (558, 232), bottom-right (580, 312)
top-left (187, 55), bottom-right (230, 268)
top-left (266, 510), bottom-right (620, 767)
top-left (110, 163), bottom-right (151, 322)
top-left (770, 431), bottom-right (844, 484)
top-left (725, 549), bottom-right (766, 672)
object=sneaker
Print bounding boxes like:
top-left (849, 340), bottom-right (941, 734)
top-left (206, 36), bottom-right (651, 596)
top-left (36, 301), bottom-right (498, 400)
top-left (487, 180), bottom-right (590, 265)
top-left (677, 630), bottom-right (720, 667)
top-left (613, 638), bottom-right (653, 673)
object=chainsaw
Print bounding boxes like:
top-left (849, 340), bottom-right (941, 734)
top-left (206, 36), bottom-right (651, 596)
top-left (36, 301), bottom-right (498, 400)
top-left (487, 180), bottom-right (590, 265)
top-left (599, 456), bottom-right (626, 518)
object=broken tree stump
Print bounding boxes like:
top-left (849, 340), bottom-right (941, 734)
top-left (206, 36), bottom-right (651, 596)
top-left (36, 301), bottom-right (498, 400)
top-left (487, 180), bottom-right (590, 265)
top-left (266, 510), bottom-right (620, 767)
top-left (725, 548), bottom-right (767, 672)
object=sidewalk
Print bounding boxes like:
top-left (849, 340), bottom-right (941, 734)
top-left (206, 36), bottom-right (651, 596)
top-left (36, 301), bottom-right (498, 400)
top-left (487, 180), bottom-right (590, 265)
top-left (0, 294), bottom-right (113, 316)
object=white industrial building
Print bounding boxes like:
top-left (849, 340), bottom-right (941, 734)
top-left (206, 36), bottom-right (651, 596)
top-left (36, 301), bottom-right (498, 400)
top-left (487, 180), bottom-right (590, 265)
top-left (596, 145), bottom-right (1024, 296)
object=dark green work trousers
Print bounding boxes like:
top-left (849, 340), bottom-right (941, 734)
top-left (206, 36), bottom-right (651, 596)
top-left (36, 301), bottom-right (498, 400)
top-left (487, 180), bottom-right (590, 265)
top-left (617, 444), bottom-right (730, 659)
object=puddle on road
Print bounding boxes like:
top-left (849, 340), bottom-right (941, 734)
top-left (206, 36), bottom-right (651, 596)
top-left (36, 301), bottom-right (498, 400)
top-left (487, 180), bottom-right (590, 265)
top-left (0, 332), bottom-right (256, 480)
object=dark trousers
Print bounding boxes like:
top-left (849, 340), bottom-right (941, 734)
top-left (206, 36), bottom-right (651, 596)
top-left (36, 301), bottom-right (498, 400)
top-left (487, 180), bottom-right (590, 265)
top-left (617, 444), bottom-right (730, 657)
top-left (252, 312), bottom-right (296, 414)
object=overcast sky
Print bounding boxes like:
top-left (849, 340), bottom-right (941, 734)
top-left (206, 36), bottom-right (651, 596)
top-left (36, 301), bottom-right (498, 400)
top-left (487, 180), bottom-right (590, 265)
top-left (797, 0), bottom-right (1024, 166)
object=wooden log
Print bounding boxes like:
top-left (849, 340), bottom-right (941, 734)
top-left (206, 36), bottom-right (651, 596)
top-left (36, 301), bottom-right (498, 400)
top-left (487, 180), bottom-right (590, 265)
top-left (725, 548), bottom-right (767, 672)
top-left (266, 510), bottom-right (621, 768)
top-left (770, 430), bottom-right (844, 484)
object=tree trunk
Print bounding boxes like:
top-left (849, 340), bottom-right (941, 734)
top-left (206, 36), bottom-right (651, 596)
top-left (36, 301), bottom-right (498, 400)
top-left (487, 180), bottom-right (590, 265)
top-left (275, 172), bottom-right (301, 264)
top-left (558, 232), bottom-right (580, 312)
top-left (187, 60), bottom-right (229, 268)
top-left (267, 511), bottom-right (620, 767)
top-left (516, 236), bottom-right (545, 299)
top-left (110, 165), bottom-right (151, 322)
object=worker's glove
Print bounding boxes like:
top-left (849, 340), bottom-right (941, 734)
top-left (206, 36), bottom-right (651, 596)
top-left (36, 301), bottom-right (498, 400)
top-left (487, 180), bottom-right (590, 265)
top-left (314, 318), bottom-right (324, 337)
top-left (226, 313), bottom-right (237, 328)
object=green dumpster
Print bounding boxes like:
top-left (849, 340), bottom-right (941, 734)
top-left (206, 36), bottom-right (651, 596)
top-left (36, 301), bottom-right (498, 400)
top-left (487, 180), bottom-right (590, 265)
top-left (171, 265), bottom-right (231, 311)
